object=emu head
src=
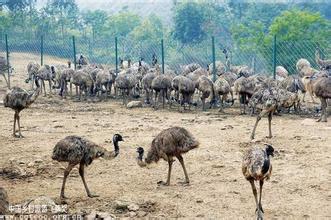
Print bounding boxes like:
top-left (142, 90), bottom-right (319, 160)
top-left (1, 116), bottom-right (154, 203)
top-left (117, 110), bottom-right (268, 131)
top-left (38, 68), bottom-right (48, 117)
top-left (264, 144), bottom-right (274, 157)
top-left (136, 147), bottom-right (144, 160)
top-left (113, 134), bottom-right (124, 155)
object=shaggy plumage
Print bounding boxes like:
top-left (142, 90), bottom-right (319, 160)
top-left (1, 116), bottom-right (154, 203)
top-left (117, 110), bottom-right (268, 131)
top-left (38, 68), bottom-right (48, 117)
top-left (181, 63), bottom-right (201, 76)
top-left (177, 76), bottom-right (196, 110)
top-left (234, 75), bottom-right (265, 114)
top-left (36, 65), bottom-right (54, 96)
top-left (242, 144), bottom-right (274, 220)
top-left (312, 75), bottom-right (331, 122)
top-left (52, 134), bottom-right (123, 199)
top-left (136, 127), bottom-right (199, 185)
top-left (94, 69), bottom-right (115, 98)
top-left (115, 71), bottom-right (139, 104)
top-left (26, 61), bottom-right (40, 89)
top-left (275, 66), bottom-right (289, 80)
top-left (151, 73), bottom-right (173, 109)
top-left (186, 67), bottom-right (209, 88)
top-left (315, 50), bottom-right (331, 70)
top-left (3, 79), bottom-right (40, 137)
top-left (197, 75), bottom-right (215, 111)
top-left (142, 71), bottom-right (157, 104)
top-left (70, 69), bottom-right (93, 100)
top-left (214, 76), bottom-right (232, 112)
top-left (249, 85), bottom-right (278, 140)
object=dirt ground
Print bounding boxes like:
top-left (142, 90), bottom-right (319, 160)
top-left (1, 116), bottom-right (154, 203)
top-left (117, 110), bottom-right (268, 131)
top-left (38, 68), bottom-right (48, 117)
top-left (0, 54), bottom-right (330, 219)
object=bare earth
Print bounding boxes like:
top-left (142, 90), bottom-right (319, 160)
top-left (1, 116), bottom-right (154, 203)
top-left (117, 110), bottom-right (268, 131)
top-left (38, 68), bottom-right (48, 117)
top-left (0, 54), bottom-right (330, 219)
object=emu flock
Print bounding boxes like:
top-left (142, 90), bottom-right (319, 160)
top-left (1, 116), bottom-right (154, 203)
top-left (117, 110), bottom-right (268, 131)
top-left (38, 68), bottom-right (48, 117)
top-left (1, 48), bottom-right (331, 219)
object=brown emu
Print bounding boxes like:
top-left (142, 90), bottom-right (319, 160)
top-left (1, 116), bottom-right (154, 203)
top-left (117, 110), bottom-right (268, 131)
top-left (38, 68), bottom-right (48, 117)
top-left (3, 78), bottom-right (40, 138)
top-left (311, 75), bottom-right (331, 122)
top-left (242, 144), bottom-right (274, 220)
top-left (52, 134), bottom-right (123, 199)
top-left (249, 84), bottom-right (278, 140)
top-left (136, 127), bottom-right (199, 186)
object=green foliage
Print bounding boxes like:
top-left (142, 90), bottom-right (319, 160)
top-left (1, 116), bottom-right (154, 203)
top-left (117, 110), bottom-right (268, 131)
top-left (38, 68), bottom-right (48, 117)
top-left (82, 10), bottom-right (108, 40)
top-left (4, 0), bottom-right (30, 11)
top-left (231, 21), bottom-right (265, 52)
top-left (173, 2), bottom-right (207, 44)
top-left (267, 9), bottom-right (331, 42)
top-left (105, 12), bottom-right (141, 37)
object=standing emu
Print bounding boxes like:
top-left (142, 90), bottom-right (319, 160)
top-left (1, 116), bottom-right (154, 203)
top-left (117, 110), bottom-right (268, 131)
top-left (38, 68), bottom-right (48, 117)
top-left (136, 127), bottom-right (199, 186)
top-left (3, 78), bottom-right (40, 138)
top-left (242, 144), bottom-right (274, 220)
top-left (52, 134), bottom-right (123, 199)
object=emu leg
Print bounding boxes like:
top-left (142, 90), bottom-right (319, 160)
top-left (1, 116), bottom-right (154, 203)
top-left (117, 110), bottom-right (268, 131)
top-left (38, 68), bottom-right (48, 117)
top-left (158, 157), bottom-right (173, 186)
top-left (230, 90), bottom-right (234, 106)
top-left (13, 112), bottom-right (17, 137)
top-left (259, 180), bottom-right (264, 213)
top-left (219, 95), bottom-right (225, 112)
top-left (320, 98), bottom-right (327, 122)
top-left (243, 94), bottom-right (247, 114)
top-left (162, 90), bottom-right (165, 108)
top-left (249, 180), bottom-right (259, 210)
top-left (201, 97), bottom-right (206, 111)
top-left (145, 89), bottom-right (150, 104)
top-left (42, 80), bottom-right (46, 96)
top-left (267, 112), bottom-right (273, 138)
top-left (70, 82), bottom-right (73, 97)
top-left (154, 91), bottom-right (158, 109)
top-left (16, 113), bottom-right (24, 138)
top-left (49, 80), bottom-right (52, 95)
top-left (177, 155), bottom-right (190, 184)
top-left (79, 163), bottom-right (98, 198)
top-left (251, 115), bottom-right (262, 140)
top-left (60, 163), bottom-right (75, 199)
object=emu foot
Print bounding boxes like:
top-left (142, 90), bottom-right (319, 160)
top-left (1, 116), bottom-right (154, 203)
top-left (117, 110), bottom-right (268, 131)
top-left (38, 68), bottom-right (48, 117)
top-left (178, 181), bottom-right (190, 186)
top-left (87, 193), bottom-right (99, 198)
top-left (157, 181), bottom-right (169, 186)
top-left (266, 135), bottom-right (273, 139)
top-left (60, 195), bottom-right (69, 200)
top-left (13, 133), bottom-right (24, 138)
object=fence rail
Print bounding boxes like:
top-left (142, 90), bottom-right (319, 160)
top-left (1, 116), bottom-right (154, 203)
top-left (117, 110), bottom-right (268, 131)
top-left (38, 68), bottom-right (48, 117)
top-left (1, 33), bottom-right (331, 88)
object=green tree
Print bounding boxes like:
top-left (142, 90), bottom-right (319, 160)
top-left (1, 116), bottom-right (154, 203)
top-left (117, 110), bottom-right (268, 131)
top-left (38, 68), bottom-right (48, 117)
top-left (46, 0), bottom-right (79, 38)
top-left (267, 9), bottom-right (331, 42)
top-left (82, 10), bottom-right (108, 41)
top-left (105, 12), bottom-right (141, 37)
top-left (172, 2), bottom-right (207, 44)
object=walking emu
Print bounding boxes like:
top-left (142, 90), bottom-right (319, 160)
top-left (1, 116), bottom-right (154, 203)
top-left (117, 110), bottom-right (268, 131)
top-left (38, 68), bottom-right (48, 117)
top-left (3, 78), bottom-right (40, 138)
top-left (136, 127), bottom-right (199, 186)
top-left (242, 144), bottom-right (274, 220)
top-left (52, 134), bottom-right (123, 199)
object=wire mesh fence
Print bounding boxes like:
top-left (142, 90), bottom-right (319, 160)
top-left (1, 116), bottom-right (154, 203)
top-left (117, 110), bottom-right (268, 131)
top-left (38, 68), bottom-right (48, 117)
top-left (0, 33), bottom-right (330, 84)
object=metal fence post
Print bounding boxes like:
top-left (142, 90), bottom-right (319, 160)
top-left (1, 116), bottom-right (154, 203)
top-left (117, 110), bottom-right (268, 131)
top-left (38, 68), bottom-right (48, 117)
top-left (212, 36), bottom-right (216, 82)
top-left (115, 37), bottom-right (118, 75)
top-left (272, 35), bottom-right (277, 79)
top-left (5, 34), bottom-right (10, 89)
top-left (40, 35), bottom-right (44, 66)
top-left (161, 39), bottom-right (165, 74)
top-left (72, 36), bottom-right (76, 70)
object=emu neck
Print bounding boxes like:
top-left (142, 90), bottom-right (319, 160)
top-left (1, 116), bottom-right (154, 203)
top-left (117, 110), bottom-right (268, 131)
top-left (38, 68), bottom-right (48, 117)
top-left (27, 87), bottom-right (40, 106)
top-left (103, 150), bottom-right (118, 160)
top-left (113, 139), bottom-right (119, 152)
